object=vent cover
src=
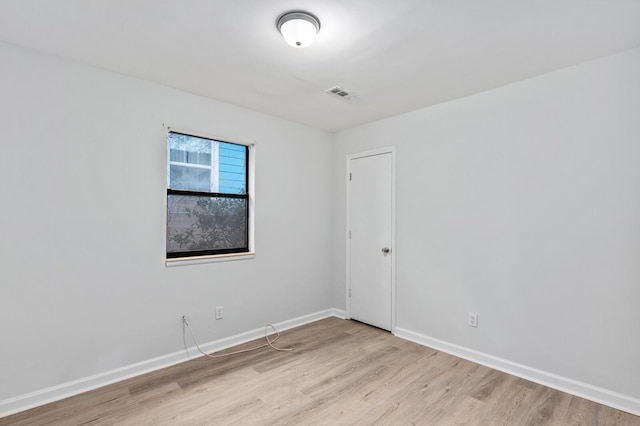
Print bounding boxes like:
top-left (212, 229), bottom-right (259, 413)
top-left (325, 86), bottom-right (357, 100)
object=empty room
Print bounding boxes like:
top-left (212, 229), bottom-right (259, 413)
top-left (1, 1), bottom-right (639, 424)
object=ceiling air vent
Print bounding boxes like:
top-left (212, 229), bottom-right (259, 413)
top-left (325, 86), bottom-right (357, 100)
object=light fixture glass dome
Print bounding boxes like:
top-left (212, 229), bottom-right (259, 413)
top-left (277, 12), bottom-right (320, 48)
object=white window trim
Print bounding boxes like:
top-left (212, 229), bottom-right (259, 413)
top-left (164, 126), bottom-right (255, 266)
top-left (211, 141), bottom-right (219, 193)
top-left (165, 251), bottom-right (255, 267)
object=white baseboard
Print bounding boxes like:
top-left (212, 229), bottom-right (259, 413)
top-left (394, 327), bottom-right (640, 417)
top-left (0, 309), bottom-right (347, 419)
top-left (10, 311), bottom-right (634, 419)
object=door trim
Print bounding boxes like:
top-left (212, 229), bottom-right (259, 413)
top-left (346, 147), bottom-right (396, 334)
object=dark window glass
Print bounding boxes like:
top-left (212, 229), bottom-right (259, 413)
top-left (167, 195), bottom-right (247, 254)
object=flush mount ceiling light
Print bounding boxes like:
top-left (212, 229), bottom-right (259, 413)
top-left (277, 11), bottom-right (320, 48)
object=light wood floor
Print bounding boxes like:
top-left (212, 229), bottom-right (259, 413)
top-left (2, 317), bottom-right (638, 425)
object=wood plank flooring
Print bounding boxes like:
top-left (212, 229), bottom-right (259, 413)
top-left (2, 317), bottom-right (638, 425)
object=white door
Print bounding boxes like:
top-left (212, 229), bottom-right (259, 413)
top-left (347, 149), bottom-right (394, 331)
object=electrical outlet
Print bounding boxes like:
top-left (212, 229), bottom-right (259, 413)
top-left (215, 306), bottom-right (224, 320)
top-left (468, 312), bottom-right (478, 328)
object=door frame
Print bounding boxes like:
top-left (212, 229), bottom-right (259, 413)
top-left (346, 147), bottom-right (396, 334)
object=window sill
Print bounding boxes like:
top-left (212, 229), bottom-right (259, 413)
top-left (165, 252), bottom-right (255, 267)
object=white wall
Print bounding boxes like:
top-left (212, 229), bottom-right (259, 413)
top-left (0, 42), bottom-right (335, 404)
top-left (2, 38), bottom-right (640, 416)
top-left (333, 48), bottom-right (640, 405)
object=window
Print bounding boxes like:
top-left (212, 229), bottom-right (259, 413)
top-left (166, 131), bottom-right (250, 259)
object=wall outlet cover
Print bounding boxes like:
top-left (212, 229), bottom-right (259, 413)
top-left (468, 312), bottom-right (478, 328)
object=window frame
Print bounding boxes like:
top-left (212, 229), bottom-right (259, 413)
top-left (165, 129), bottom-right (255, 263)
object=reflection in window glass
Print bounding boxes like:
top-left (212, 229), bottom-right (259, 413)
top-left (169, 165), bottom-right (211, 192)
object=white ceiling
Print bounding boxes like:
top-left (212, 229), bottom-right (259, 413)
top-left (1, 1), bottom-right (639, 132)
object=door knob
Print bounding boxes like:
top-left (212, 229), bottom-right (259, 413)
top-left (381, 247), bottom-right (391, 254)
